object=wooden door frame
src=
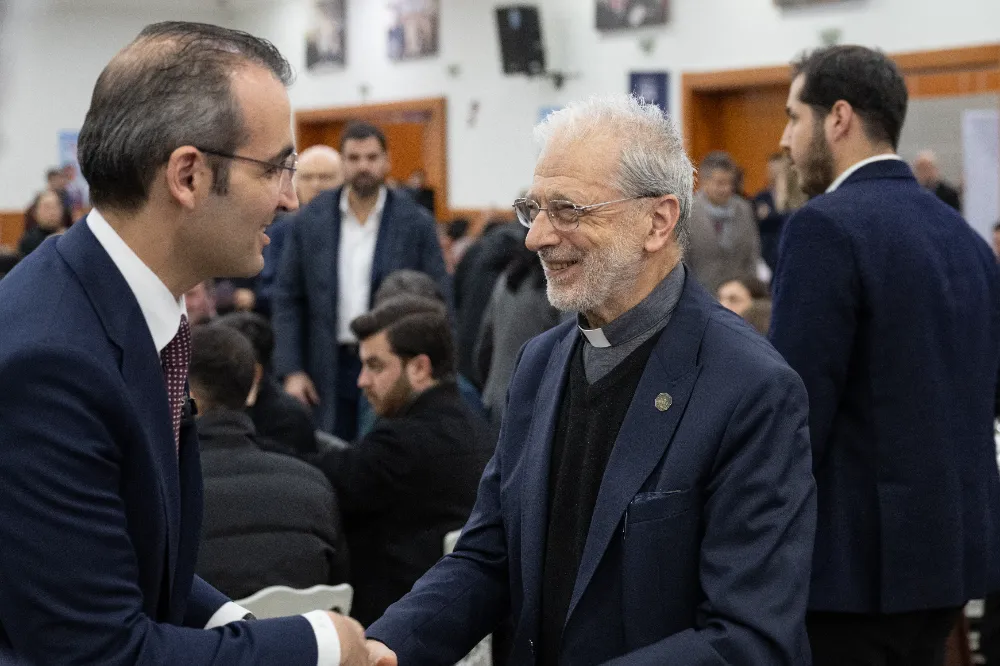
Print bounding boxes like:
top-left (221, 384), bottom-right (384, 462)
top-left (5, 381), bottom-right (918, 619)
top-left (682, 43), bottom-right (1000, 158)
top-left (295, 96), bottom-right (449, 221)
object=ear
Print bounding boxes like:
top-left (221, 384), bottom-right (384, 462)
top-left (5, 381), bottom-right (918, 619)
top-left (826, 100), bottom-right (854, 144)
top-left (246, 363), bottom-right (264, 407)
top-left (645, 194), bottom-right (681, 253)
top-left (164, 146), bottom-right (212, 210)
top-left (405, 354), bottom-right (433, 385)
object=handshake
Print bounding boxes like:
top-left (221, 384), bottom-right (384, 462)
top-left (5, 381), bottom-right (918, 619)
top-left (329, 612), bottom-right (397, 666)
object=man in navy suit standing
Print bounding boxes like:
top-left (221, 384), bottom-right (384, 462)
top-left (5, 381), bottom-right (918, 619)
top-left (0, 21), bottom-right (376, 666)
top-left (771, 45), bottom-right (1000, 666)
top-left (272, 122), bottom-right (449, 439)
top-left (365, 94), bottom-right (817, 665)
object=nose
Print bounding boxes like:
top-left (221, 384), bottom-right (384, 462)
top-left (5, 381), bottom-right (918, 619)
top-left (525, 208), bottom-right (559, 252)
top-left (357, 368), bottom-right (370, 389)
top-left (278, 172), bottom-right (299, 212)
top-left (779, 121), bottom-right (792, 152)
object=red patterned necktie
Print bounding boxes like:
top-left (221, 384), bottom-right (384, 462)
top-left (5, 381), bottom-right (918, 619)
top-left (160, 314), bottom-right (191, 453)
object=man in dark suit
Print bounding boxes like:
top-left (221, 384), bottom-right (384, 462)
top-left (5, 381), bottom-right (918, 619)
top-left (190, 324), bottom-right (348, 600)
top-left (771, 45), bottom-right (1000, 666)
top-left (312, 296), bottom-right (493, 627)
top-left (0, 21), bottom-right (371, 666)
top-left (365, 95), bottom-right (816, 665)
top-left (273, 122), bottom-right (450, 439)
top-left (214, 311), bottom-right (317, 457)
top-left (913, 150), bottom-right (962, 212)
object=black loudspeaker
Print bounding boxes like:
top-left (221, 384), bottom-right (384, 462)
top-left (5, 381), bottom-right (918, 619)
top-left (495, 6), bottom-right (545, 76)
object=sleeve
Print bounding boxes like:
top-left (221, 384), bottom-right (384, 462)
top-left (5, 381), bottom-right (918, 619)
top-left (415, 211), bottom-right (453, 311)
top-left (768, 207), bottom-right (859, 468)
top-left (0, 346), bottom-right (319, 666)
top-left (315, 424), bottom-right (418, 519)
top-left (602, 364), bottom-right (817, 665)
top-left (270, 217), bottom-right (307, 379)
top-left (473, 282), bottom-right (501, 387)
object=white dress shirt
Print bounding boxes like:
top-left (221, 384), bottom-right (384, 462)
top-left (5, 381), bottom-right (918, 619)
top-left (87, 210), bottom-right (341, 666)
top-left (337, 186), bottom-right (386, 343)
top-left (826, 154), bottom-right (903, 193)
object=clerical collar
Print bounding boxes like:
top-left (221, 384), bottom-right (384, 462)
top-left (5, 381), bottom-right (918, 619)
top-left (577, 263), bottom-right (685, 348)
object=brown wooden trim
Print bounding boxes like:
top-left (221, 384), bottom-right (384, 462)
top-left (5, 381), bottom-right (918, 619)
top-left (892, 44), bottom-right (1000, 75)
top-left (0, 210), bottom-right (24, 249)
top-left (682, 65), bottom-right (791, 92)
top-left (448, 207), bottom-right (515, 236)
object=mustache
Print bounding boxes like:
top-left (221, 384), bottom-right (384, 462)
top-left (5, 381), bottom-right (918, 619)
top-left (537, 250), bottom-right (582, 263)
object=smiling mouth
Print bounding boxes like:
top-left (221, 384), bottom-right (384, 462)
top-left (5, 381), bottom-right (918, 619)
top-left (545, 260), bottom-right (578, 272)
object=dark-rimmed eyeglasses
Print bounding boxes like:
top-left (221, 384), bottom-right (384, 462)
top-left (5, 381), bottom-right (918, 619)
top-left (512, 195), bottom-right (654, 231)
top-left (196, 147), bottom-right (298, 183)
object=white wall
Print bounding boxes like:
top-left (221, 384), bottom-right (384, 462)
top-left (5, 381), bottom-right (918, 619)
top-left (0, 0), bottom-right (233, 209)
top-left (235, 0), bottom-right (1000, 210)
top-left (1, 0), bottom-right (997, 210)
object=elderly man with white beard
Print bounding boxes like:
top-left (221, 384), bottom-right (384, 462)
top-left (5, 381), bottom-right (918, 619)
top-left (363, 94), bottom-right (818, 666)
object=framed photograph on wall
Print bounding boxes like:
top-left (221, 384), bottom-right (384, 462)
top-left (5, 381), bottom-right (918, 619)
top-left (596, 0), bottom-right (669, 31)
top-left (629, 71), bottom-right (669, 113)
top-left (388, 0), bottom-right (440, 61)
top-left (306, 0), bottom-right (346, 69)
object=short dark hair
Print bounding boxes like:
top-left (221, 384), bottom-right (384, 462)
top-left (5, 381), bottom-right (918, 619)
top-left (447, 218), bottom-right (470, 240)
top-left (45, 168), bottom-right (63, 180)
top-left (699, 151), bottom-right (737, 177)
top-left (189, 324), bottom-right (257, 410)
top-left (993, 221), bottom-right (1000, 233)
top-left (78, 21), bottom-right (293, 212)
top-left (214, 311), bottom-right (274, 367)
top-left (792, 45), bottom-right (908, 150)
top-left (720, 275), bottom-right (770, 300)
top-left (340, 121), bottom-right (387, 152)
top-left (373, 270), bottom-right (444, 307)
top-left (350, 296), bottom-right (455, 380)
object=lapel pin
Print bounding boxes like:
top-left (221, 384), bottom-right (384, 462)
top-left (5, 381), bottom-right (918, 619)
top-left (655, 393), bottom-right (672, 412)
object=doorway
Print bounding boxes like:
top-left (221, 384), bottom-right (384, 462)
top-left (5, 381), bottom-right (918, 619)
top-left (295, 97), bottom-right (448, 220)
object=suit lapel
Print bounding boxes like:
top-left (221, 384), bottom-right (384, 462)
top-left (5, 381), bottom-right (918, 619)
top-left (564, 274), bottom-right (712, 627)
top-left (521, 325), bottom-right (579, 624)
top-left (370, 190), bottom-right (397, 299)
top-left (56, 222), bottom-right (182, 595)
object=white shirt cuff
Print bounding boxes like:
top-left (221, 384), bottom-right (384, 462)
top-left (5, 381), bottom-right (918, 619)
top-left (303, 610), bottom-right (342, 666)
top-left (204, 601), bottom-right (252, 629)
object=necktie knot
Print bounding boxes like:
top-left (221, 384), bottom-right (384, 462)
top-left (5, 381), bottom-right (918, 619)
top-left (161, 314), bottom-right (191, 452)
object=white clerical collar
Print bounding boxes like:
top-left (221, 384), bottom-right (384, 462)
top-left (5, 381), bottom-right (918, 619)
top-left (579, 325), bottom-right (612, 348)
top-left (826, 154), bottom-right (902, 193)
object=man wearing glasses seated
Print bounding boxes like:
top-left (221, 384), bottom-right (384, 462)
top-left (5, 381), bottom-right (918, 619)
top-left (364, 94), bottom-right (818, 666)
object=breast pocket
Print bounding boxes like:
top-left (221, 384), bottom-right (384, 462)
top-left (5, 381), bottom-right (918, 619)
top-left (621, 489), bottom-right (703, 650)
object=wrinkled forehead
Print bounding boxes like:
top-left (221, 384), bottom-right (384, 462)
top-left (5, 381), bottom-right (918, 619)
top-left (530, 132), bottom-right (622, 201)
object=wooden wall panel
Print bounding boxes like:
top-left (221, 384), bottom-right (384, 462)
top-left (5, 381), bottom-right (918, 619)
top-left (0, 211), bottom-right (24, 249)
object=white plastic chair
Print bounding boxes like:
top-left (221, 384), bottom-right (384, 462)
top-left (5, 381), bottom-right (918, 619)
top-left (444, 529), bottom-right (462, 555)
top-left (236, 583), bottom-right (353, 620)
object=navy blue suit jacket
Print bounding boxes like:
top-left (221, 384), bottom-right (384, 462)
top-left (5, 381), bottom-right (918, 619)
top-left (368, 275), bottom-right (817, 665)
top-left (0, 222), bottom-right (317, 664)
top-left (770, 158), bottom-right (1000, 613)
top-left (272, 187), bottom-right (450, 433)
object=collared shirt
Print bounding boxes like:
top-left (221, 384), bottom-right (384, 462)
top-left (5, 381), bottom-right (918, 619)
top-left (337, 185), bottom-right (387, 343)
top-left (826, 154), bottom-right (903, 193)
top-left (578, 263), bottom-right (686, 383)
top-left (87, 209), bottom-right (341, 666)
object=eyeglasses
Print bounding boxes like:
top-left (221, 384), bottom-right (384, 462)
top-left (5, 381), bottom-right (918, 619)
top-left (196, 147), bottom-right (298, 187)
top-left (512, 195), bottom-right (654, 231)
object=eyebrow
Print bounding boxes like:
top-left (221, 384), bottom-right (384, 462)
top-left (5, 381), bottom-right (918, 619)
top-left (266, 144), bottom-right (296, 163)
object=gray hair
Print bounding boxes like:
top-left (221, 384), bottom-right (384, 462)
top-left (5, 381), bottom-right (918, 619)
top-left (533, 94), bottom-right (695, 250)
top-left (78, 21), bottom-right (293, 212)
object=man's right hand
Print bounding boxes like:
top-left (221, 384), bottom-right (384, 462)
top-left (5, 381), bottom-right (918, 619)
top-left (285, 371), bottom-right (320, 407)
top-left (366, 640), bottom-right (397, 666)
top-left (326, 612), bottom-right (368, 666)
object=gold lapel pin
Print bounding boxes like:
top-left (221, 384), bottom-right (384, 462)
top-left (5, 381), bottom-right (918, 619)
top-left (655, 393), bottom-right (672, 412)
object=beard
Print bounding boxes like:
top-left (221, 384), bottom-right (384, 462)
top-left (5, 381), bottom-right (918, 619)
top-left (539, 223), bottom-right (647, 317)
top-left (797, 122), bottom-right (836, 198)
top-left (366, 372), bottom-right (414, 418)
top-left (350, 172), bottom-right (383, 199)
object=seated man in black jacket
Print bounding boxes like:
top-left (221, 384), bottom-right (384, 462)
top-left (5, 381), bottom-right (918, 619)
top-left (312, 296), bottom-right (494, 627)
top-left (214, 311), bottom-right (317, 457)
top-left (189, 324), bottom-right (349, 600)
